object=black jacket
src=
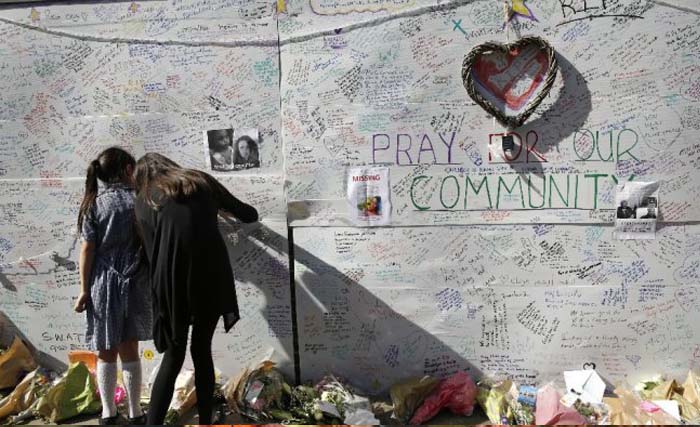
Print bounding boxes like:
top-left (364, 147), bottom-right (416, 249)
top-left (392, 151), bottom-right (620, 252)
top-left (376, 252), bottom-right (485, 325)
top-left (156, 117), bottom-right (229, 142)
top-left (135, 177), bottom-right (258, 352)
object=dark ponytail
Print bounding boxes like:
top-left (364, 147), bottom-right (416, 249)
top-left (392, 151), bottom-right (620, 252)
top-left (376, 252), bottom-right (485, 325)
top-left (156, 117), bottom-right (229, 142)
top-left (77, 160), bottom-right (100, 232)
top-left (77, 147), bottom-right (136, 233)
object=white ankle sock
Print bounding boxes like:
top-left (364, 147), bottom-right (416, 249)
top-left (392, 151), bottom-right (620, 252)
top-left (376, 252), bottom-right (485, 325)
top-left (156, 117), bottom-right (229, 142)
top-left (97, 360), bottom-right (117, 418)
top-left (121, 360), bottom-right (144, 418)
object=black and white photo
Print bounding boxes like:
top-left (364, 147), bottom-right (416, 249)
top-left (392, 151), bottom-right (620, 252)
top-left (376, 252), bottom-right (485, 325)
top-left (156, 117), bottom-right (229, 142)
top-left (616, 200), bottom-right (635, 219)
top-left (206, 128), bottom-right (234, 171)
top-left (232, 129), bottom-right (261, 171)
top-left (615, 182), bottom-right (660, 240)
top-left (205, 128), bottom-right (261, 172)
top-left (637, 196), bottom-right (658, 219)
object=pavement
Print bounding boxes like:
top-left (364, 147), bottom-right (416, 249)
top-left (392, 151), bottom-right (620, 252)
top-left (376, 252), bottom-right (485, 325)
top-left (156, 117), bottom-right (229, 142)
top-left (24, 402), bottom-right (491, 425)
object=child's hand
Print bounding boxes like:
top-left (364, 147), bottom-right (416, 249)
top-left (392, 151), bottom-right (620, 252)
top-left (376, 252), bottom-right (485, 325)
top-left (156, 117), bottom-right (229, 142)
top-left (74, 292), bottom-right (90, 313)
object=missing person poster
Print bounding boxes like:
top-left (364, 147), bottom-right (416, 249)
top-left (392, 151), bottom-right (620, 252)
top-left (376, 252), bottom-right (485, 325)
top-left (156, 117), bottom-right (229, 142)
top-left (347, 167), bottom-right (391, 226)
top-left (615, 181), bottom-right (660, 240)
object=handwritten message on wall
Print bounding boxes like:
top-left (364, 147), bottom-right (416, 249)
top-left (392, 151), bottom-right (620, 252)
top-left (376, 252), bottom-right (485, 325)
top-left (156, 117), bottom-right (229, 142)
top-left (295, 224), bottom-right (700, 392)
top-left (281, 0), bottom-right (700, 390)
top-left (0, 0), bottom-right (699, 393)
top-left (0, 1), bottom-right (293, 378)
top-left (280, 0), bottom-right (700, 226)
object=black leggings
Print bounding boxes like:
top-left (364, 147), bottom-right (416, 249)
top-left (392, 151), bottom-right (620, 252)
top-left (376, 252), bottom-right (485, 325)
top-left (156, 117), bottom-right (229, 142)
top-left (147, 316), bottom-right (219, 425)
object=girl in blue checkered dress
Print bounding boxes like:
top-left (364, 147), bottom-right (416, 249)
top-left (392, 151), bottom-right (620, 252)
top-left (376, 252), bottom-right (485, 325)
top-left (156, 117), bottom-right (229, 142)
top-left (74, 147), bottom-right (152, 425)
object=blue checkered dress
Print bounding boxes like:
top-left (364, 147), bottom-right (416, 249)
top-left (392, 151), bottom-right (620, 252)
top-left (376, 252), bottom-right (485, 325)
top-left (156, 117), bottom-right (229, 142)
top-left (81, 183), bottom-right (152, 351)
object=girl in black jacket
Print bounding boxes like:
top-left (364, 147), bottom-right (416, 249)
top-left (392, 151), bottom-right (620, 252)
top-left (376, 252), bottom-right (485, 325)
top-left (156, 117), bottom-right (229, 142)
top-left (134, 153), bottom-right (258, 424)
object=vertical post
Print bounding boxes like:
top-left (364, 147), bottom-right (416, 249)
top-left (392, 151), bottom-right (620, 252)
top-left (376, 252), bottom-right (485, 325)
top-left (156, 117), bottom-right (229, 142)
top-left (287, 225), bottom-right (301, 385)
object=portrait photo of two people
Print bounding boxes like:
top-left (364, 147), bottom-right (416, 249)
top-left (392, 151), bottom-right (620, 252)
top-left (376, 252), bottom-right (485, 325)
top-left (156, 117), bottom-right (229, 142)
top-left (206, 128), bottom-right (261, 172)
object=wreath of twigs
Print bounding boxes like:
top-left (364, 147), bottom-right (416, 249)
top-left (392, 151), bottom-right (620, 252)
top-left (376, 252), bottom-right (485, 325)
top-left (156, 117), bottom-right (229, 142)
top-left (462, 36), bottom-right (558, 129)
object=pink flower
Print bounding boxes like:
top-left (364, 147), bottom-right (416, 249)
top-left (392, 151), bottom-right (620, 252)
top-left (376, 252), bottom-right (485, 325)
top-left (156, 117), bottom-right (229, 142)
top-left (114, 385), bottom-right (126, 405)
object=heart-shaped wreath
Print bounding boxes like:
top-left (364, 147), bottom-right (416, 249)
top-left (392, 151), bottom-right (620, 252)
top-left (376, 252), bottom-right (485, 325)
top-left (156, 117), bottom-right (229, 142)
top-left (462, 36), bottom-right (558, 128)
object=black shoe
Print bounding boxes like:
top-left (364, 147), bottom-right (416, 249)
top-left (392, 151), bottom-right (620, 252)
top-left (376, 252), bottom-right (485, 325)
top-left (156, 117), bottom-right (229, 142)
top-left (99, 415), bottom-right (119, 425)
top-left (128, 414), bottom-right (147, 425)
top-left (213, 404), bottom-right (226, 424)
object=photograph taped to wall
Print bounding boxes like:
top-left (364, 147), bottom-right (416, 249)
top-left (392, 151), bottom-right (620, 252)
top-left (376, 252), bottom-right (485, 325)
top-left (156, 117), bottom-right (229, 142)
top-left (232, 128), bottom-right (261, 171)
top-left (615, 182), bottom-right (660, 240)
top-left (347, 166), bottom-right (391, 226)
top-left (205, 128), bottom-right (260, 172)
top-left (233, 129), bottom-right (260, 170)
top-left (205, 128), bottom-right (234, 171)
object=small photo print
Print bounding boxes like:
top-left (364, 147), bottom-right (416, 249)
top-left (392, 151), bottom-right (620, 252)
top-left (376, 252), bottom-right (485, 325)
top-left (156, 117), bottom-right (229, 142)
top-left (357, 195), bottom-right (382, 217)
top-left (637, 196), bottom-right (658, 219)
top-left (636, 207), bottom-right (657, 219)
top-left (616, 199), bottom-right (636, 219)
top-left (614, 182), bottom-right (660, 240)
top-left (615, 184), bottom-right (659, 220)
top-left (233, 128), bottom-right (261, 171)
top-left (205, 128), bottom-right (260, 172)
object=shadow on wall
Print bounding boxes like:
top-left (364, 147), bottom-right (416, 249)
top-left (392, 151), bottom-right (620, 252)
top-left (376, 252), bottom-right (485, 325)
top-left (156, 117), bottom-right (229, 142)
top-left (219, 218), bottom-right (296, 378)
top-left (0, 270), bottom-right (16, 292)
top-left (505, 53), bottom-right (592, 180)
top-left (0, 217), bottom-right (487, 393)
top-left (0, 248), bottom-right (77, 292)
top-left (0, 310), bottom-right (67, 372)
top-left (222, 217), bottom-right (483, 395)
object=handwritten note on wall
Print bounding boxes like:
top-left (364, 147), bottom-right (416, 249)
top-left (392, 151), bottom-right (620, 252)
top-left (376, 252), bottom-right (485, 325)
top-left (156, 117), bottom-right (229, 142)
top-left (309, 0), bottom-right (415, 15)
top-left (295, 224), bottom-right (700, 392)
top-left (0, 0), bottom-right (699, 392)
top-left (282, 0), bottom-right (700, 391)
top-left (0, 181), bottom-right (292, 378)
top-left (280, 0), bottom-right (700, 226)
top-left (0, 1), bottom-right (292, 379)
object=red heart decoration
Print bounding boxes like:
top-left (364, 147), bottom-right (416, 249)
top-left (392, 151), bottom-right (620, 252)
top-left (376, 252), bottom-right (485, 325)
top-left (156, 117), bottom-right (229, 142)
top-left (463, 37), bottom-right (557, 128)
top-left (472, 48), bottom-right (548, 110)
